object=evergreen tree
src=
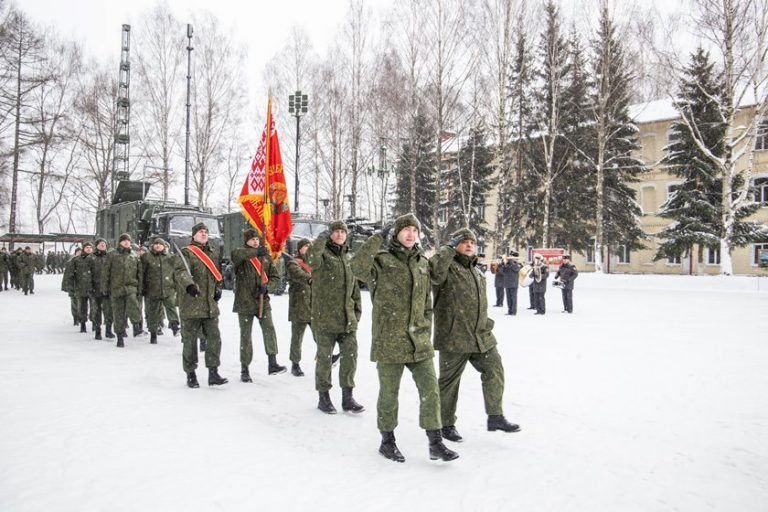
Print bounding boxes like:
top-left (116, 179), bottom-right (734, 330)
top-left (394, 108), bottom-right (437, 241)
top-left (655, 47), bottom-right (724, 262)
top-left (444, 124), bottom-right (496, 239)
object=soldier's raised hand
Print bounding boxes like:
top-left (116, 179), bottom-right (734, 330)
top-left (445, 235), bottom-right (464, 249)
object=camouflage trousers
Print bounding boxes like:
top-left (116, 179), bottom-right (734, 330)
top-left (238, 308), bottom-right (278, 367)
top-left (145, 295), bottom-right (179, 333)
top-left (376, 359), bottom-right (442, 432)
top-left (91, 295), bottom-right (113, 330)
top-left (0, 268), bottom-right (7, 289)
top-left (438, 348), bottom-right (505, 427)
top-left (69, 293), bottom-right (78, 322)
top-left (21, 273), bottom-right (34, 293)
top-left (181, 317), bottom-right (222, 373)
top-left (77, 295), bottom-right (92, 324)
top-left (313, 330), bottom-right (357, 392)
top-left (289, 321), bottom-right (312, 363)
top-left (111, 293), bottom-right (141, 335)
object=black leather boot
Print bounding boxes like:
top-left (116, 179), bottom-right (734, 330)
top-left (187, 371), bottom-right (200, 388)
top-left (291, 362), bottom-right (304, 377)
top-left (94, 327), bottom-right (102, 341)
top-left (267, 354), bottom-right (286, 375)
top-left (116, 335), bottom-right (124, 348)
top-left (208, 367), bottom-right (228, 386)
top-left (170, 321), bottom-right (180, 336)
top-left (317, 391), bottom-right (337, 414)
top-left (150, 332), bottom-right (157, 344)
top-left (441, 425), bottom-right (464, 443)
top-left (379, 431), bottom-right (405, 463)
top-left (80, 322), bottom-right (87, 333)
top-left (105, 325), bottom-right (114, 339)
top-left (487, 415), bottom-right (520, 432)
top-left (132, 322), bottom-right (142, 337)
top-left (341, 387), bottom-right (364, 413)
top-left (426, 430), bottom-right (459, 461)
top-left (241, 365), bottom-right (252, 383)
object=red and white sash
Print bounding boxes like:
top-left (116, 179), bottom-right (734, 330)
top-left (186, 245), bottom-right (222, 282)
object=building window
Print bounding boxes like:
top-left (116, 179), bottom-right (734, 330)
top-left (756, 115), bottom-right (768, 151)
top-left (476, 244), bottom-right (485, 256)
top-left (753, 243), bottom-right (768, 266)
top-left (584, 241), bottom-right (595, 264)
top-left (667, 253), bottom-right (682, 265)
top-left (753, 177), bottom-right (768, 205)
top-left (616, 244), bottom-right (630, 264)
top-left (667, 127), bottom-right (683, 150)
top-left (705, 246), bottom-right (721, 265)
top-left (641, 186), bottom-right (657, 214)
top-left (475, 204), bottom-right (486, 220)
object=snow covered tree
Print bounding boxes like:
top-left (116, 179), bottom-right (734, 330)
top-left (394, 108), bottom-right (437, 241)
top-left (444, 123), bottom-right (496, 239)
top-left (655, 48), bottom-right (725, 262)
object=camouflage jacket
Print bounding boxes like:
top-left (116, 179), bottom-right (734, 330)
top-left (231, 246), bottom-right (278, 315)
top-left (306, 235), bottom-right (361, 334)
top-left (0, 252), bottom-right (8, 271)
top-left (141, 249), bottom-right (177, 299)
top-left (17, 252), bottom-right (36, 275)
top-left (72, 253), bottom-right (94, 298)
top-left (174, 241), bottom-right (222, 320)
top-left (102, 246), bottom-right (142, 298)
top-left (61, 256), bottom-right (77, 294)
top-left (89, 250), bottom-right (111, 297)
top-left (287, 256), bottom-right (312, 324)
top-left (351, 234), bottom-right (433, 364)
top-left (430, 246), bottom-right (497, 354)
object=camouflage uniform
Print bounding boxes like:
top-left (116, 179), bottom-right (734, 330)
top-left (430, 228), bottom-right (508, 430)
top-left (286, 239), bottom-right (312, 365)
top-left (141, 239), bottom-right (180, 338)
top-left (90, 241), bottom-right (113, 336)
top-left (307, 223), bottom-right (362, 394)
top-left (102, 236), bottom-right (143, 342)
top-left (72, 246), bottom-right (94, 326)
top-left (350, 216), bottom-right (441, 433)
top-left (173, 229), bottom-right (224, 374)
top-left (18, 248), bottom-right (36, 294)
top-left (0, 249), bottom-right (9, 290)
top-left (231, 232), bottom-right (280, 369)
top-left (61, 252), bottom-right (80, 323)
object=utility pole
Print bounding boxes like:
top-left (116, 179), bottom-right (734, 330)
top-left (288, 91), bottom-right (308, 211)
top-left (184, 24), bottom-right (193, 206)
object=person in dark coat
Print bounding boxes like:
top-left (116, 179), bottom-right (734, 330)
top-left (491, 259), bottom-right (504, 307)
top-left (500, 251), bottom-right (522, 315)
top-left (531, 253), bottom-right (549, 315)
top-left (554, 254), bottom-right (578, 313)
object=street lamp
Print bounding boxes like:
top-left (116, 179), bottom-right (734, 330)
top-left (288, 90), bottom-right (309, 212)
top-left (367, 140), bottom-right (390, 225)
top-left (320, 198), bottom-right (330, 220)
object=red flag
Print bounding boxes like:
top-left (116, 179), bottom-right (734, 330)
top-left (239, 95), bottom-right (293, 260)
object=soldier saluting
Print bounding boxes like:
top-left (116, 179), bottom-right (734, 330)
top-left (351, 214), bottom-right (458, 463)
top-left (430, 228), bottom-right (520, 443)
top-left (174, 223), bottom-right (228, 388)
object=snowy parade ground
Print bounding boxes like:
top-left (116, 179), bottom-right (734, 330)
top-left (1, 273), bottom-right (766, 511)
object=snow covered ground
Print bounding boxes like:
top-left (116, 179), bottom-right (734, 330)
top-left (0, 272), bottom-right (766, 512)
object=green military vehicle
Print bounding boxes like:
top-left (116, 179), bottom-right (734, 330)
top-left (95, 180), bottom-right (223, 253)
top-left (218, 211), bottom-right (329, 292)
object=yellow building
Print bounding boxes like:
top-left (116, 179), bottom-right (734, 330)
top-left (483, 98), bottom-right (768, 275)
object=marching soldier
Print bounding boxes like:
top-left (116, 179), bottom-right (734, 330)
top-left (102, 233), bottom-right (143, 347)
top-left (90, 239), bottom-right (114, 339)
top-left (174, 223), bottom-right (228, 388)
top-left (430, 228), bottom-right (520, 443)
top-left (351, 213), bottom-right (458, 463)
top-left (307, 220), bottom-right (364, 414)
top-left (286, 238), bottom-right (312, 377)
top-left (555, 254), bottom-right (578, 313)
top-left (231, 228), bottom-right (285, 382)
top-left (73, 242), bottom-right (94, 333)
top-left (18, 247), bottom-right (36, 295)
top-left (141, 238), bottom-right (180, 344)
top-left (0, 247), bottom-right (8, 291)
top-left (62, 248), bottom-right (81, 325)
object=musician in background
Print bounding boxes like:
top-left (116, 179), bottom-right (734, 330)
top-left (500, 251), bottom-right (522, 316)
top-left (554, 254), bottom-right (578, 313)
top-left (491, 258), bottom-right (504, 307)
top-left (531, 253), bottom-right (549, 315)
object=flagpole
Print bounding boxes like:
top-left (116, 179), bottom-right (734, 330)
top-left (264, 89), bottom-right (272, 247)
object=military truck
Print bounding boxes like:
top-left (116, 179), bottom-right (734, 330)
top-left (95, 180), bottom-right (222, 253)
top-left (218, 211), bottom-right (329, 292)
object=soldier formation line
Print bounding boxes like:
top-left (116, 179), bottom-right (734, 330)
top-left (0, 213), bottom-right (581, 463)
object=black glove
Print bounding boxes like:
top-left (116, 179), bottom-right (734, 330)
top-left (257, 284), bottom-right (268, 295)
top-left (446, 235), bottom-right (464, 248)
top-left (256, 246), bottom-right (268, 257)
top-left (186, 284), bottom-right (199, 297)
top-left (213, 288), bottom-right (222, 302)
